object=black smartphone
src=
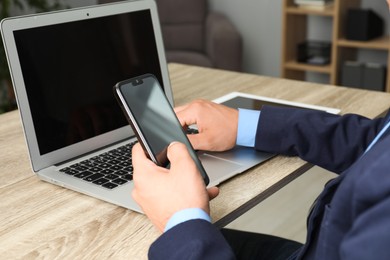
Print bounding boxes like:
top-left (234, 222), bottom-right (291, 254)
top-left (114, 74), bottom-right (209, 185)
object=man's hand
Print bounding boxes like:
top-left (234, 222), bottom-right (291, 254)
top-left (131, 142), bottom-right (219, 232)
top-left (175, 100), bottom-right (238, 152)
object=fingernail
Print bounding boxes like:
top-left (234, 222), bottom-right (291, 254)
top-left (169, 141), bottom-right (180, 148)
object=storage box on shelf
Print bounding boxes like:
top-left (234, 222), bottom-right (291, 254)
top-left (281, 0), bottom-right (390, 92)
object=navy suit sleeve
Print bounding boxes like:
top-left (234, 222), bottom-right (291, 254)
top-left (149, 219), bottom-right (235, 260)
top-left (255, 106), bottom-right (387, 173)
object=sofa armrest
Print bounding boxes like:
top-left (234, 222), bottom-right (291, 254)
top-left (205, 12), bottom-right (242, 71)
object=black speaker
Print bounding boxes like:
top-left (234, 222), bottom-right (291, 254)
top-left (345, 9), bottom-right (384, 41)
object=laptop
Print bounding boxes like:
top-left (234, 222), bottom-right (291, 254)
top-left (1, 0), bottom-right (340, 212)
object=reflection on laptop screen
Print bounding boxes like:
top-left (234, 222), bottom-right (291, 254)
top-left (14, 10), bottom-right (162, 155)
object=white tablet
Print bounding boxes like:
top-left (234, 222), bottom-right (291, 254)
top-left (213, 92), bottom-right (340, 114)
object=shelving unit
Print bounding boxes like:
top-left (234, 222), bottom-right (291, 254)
top-left (281, 0), bottom-right (390, 92)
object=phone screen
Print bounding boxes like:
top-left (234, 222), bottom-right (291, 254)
top-left (114, 74), bottom-right (209, 185)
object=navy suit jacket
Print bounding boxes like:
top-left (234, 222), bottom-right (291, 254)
top-left (149, 106), bottom-right (390, 260)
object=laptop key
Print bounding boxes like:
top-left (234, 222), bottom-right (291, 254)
top-left (93, 177), bottom-right (110, 185)
top-left (70, 163), bottom-right (82, 168)
top-left (84, 173), bottom-right (104, 182)
top-left (63, 169), bottom-right (78, 175)
top-left (90, 167), bottom-right (102, 172)
top-left (101, 169), bottom-right (114, 175)
top-left (123, 174), bottom-right (133, 181)
top-left (74, 171), bottom-right (94, 179)
top-left (118, 160), bottom-right (131, 167)
top-left (115, 170), bottom-right (127, 176)
top-left (105, 174), bottom-right (118, 180)
top-left (119, 161), bottom-right (131, 167)
top-left (112, 178), bottom-right (128, 185)
top-left (117, 156), bottom-right (129, 161)
top-left (74, 165), bottom-right (88, 171)
top-left (59, 167), bottom-right (71, 172)
top-left (123, 166), bottom-right (133, 173)
top-left (110, 165), bottom-right (123, 171)
top-left (102, 182), bottom-right (118, 189)
top-left (101, 154), bottom-right (115, 161)
top-left (97, 163), bottom-right (112, 169)
top-left (108, 159), bottom-right (121, 165)
top-left (80, 160), bottom-right (96, 168)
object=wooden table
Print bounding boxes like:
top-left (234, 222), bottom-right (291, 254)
top-left (1, 64), bottom-right (390, 259)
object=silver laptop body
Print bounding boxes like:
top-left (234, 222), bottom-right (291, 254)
top-left (1, 0), bottom-right (172, 212)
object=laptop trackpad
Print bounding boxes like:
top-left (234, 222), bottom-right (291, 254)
top-left (198, 153), bottom-right (243, 186)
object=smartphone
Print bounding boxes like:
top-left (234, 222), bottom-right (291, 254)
top-left (114, 74), bottom-right (209, 185)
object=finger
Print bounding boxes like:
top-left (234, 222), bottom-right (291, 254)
top-left (173, 103), bottom-right (189, 113)
top-left (187, 134), bottom-right (206, 151)
top-left (132, 143), bottom-right (148, 164)
top-left (167, 142), bottom-right (202, 178)
top-left (132, 143), bottom-right (155, 178)
top-left (176, 107), bottom-right (198, 128)
top-left (166, 142), bottom-right (192, 165)
top-left (207, 186), bottom-right (220, 200)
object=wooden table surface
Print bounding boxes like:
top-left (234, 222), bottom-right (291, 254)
top-left (1, 64), bottom-right (390, 259)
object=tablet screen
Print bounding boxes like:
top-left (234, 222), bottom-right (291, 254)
top-left (221, 96), bottom-right (310, 110)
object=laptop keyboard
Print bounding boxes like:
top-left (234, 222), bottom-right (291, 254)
top-left (59, 142), bottom-right (137, 189)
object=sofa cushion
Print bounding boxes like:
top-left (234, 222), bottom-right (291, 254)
top-left (156, 0), bottom-right (206, 52)
top-left (165, 50), bottom-right (212, 68)
top-left (161, 24), bottom-right (204, 52)
top-left (156, 0), bottom-right (206, 24)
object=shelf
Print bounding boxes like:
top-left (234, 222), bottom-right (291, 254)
top-left (286, 5), bottom-right (334, 16)
top-left (337, 36), bottom-right (390, 50)
top-left (282, 0), bottom-right (390, 92)
top-left (284, 61), bottom-right (332, 74)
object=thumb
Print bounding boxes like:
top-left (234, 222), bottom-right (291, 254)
top-left (167, 142), bottom-right (193, 167)
top-left (207, 186), bottom-right (220, 200)
top-left (167, 142), bottom-right (204, 183)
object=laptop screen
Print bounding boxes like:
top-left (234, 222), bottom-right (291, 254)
top-left (13, 9), bottom-right (162, 155)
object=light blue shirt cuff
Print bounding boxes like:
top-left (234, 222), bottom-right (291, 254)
top-left (164, 208), bottom-right (211, 232)
top-left (236, 108), bottom-right (261, 147)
